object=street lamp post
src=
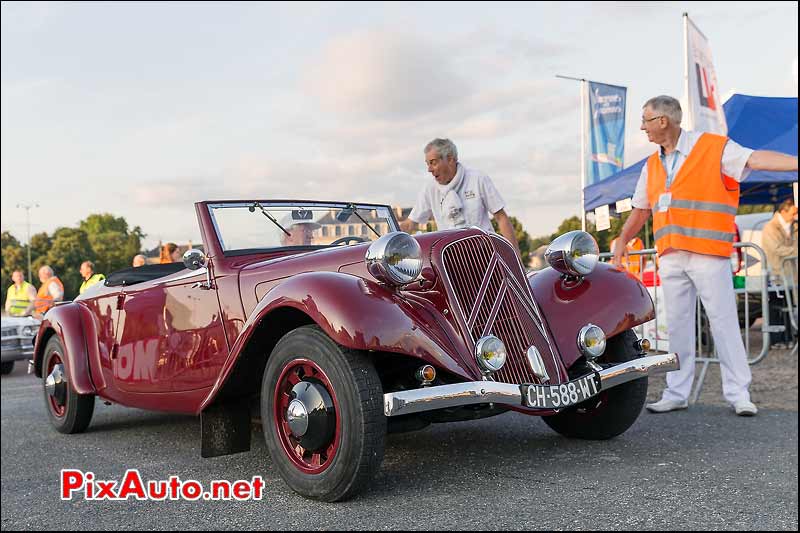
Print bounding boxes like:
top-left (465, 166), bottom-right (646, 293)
top-left (16, 203), bottom-right (39, 284)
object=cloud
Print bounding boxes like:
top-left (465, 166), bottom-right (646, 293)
top-left (304, 29), bottom-right (473, 121)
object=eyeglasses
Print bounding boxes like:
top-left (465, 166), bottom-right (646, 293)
top-left (641, 115), bottom-right (664, 124)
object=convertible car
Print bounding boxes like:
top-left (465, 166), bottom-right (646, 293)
top-left (32, 200), bottom-right (678, 501)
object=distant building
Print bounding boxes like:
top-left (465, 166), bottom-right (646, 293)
top-left (313, 206), bottom-right (414, 245)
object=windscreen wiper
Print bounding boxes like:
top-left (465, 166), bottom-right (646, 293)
top-left (249, 202), bottom-right (290, 237)
top-left (342, 203), bottom-right (380, 237)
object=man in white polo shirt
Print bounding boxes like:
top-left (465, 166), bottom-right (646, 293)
top-left (611, 95), bottom-right (798, 417)
top-left (401, 138), bottom-right (521, 258)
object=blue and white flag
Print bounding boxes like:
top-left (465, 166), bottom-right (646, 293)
top-left (586, 81), bottom-right (626, 185)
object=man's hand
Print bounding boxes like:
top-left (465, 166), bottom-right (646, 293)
top-left (610, 207), bottom-right (650, 268)
top-left (400, 218), bottom-right (419, 233)
top-left (611, 239), bottom-right (628, 268)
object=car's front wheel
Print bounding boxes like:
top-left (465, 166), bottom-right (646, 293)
top-left (42, 336), bottom-right (95, 434)
top-left (1, 361), bottom-right (14, 375)
top-left (542, 329), bottom-right (647, 440)
top-left (261, 325), bottom-right (386, 502)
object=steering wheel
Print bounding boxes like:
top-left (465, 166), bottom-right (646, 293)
top-left (329, 236), bottom-right (369, 246)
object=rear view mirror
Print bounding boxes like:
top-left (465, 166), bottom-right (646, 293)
top-left (183, 249), bottom-right (207, 271)
top-left (336, 205), bottom-right (354, 223)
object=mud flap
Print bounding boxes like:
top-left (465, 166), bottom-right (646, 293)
top-left (200, 398), bottom-right (252, 458)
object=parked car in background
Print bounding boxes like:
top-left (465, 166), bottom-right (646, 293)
top-left (31, 199), bottom-right (677, 501)
top-left (1, 314), bottom-right (40, 374)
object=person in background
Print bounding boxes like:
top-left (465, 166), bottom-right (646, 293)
top-left (280, 213), bottom-right (321, 246)
top-left (762, 198), bottom-right (798, 285)
top-left (34, 265), bottom-right (64, 317)
top-left (132, 254), bottom-right (147, 267)
top-left (159, 242), bottom-right (182, 264)
top-left (4, 270), bottom-right (36, 316)
top-left (611, 95), bottom-right (798, 417)
top-left (761, 198), bottom-right (798, 347)
top-left (79, 261), bottom-right (105, 294)
top-left (401, 138), bottom-right (521, 258)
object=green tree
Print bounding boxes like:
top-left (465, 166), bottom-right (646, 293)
top-left (492, 216), bottom-right (533, 266)
top-left (29, 232), bottom-right (52, 272)
top-left (78, 213), bottom-right (144, 275)
top-left (46, 228), bottom-right (94, 299)
top-left (1, 231), bottom-right (20, 250)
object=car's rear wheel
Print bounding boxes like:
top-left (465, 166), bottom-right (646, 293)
top-left (261, 325), bottom-right (385, 502)
top-left (542, 329), bottom-right (647, 440)
top-left (1, 361), bottom-right (14, 375)
top-left (42, 336), bottom-right (95, 434)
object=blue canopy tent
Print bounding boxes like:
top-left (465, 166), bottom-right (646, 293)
top-left (584, 94), bottom-right (798, 212)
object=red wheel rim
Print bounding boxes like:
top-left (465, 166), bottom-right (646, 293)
top-left (46, 351), bottom-right (67, 418)
top-left (273, 358), bottom-right (340, 474)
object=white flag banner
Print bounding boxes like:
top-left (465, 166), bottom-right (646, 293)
top-left (686, 16), bottom-right (727, 134)
top-left (615, 197), bottom-right (632, 213)
top-left (594, 204), bottom-right (611, 231)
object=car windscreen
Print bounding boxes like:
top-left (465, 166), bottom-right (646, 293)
top-left (208, 202), bottom-right (396, 252)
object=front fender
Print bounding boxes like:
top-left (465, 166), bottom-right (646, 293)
top-left (528, 263), bottom-right (654, 367)
top-left (32, 303), bottom-right (97, 395)
top-left (200, 271), bottom-right (470, 411)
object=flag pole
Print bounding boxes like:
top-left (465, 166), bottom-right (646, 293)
top-left (556, 74), bottom-right (587, 231)
top-left (683, 12), bottom-right (692, 131)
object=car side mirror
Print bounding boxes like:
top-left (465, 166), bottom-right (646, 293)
top-left (183, 249), bottom-right (207, 271)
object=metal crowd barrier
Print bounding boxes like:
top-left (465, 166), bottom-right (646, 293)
top-left (781, 255), bottom-right (798, 357)
top-left (598, 242), bottom-right (778, 403)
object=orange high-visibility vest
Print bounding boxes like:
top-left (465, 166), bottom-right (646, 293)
top-left (35, 276), bottom-right (64, 315)
top-left (646, 133), bottom-right (739, 258)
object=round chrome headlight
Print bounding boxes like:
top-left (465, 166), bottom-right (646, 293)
top-left (475, 335), bottom-right (507, 373)
top-left (577, 324), bottom-right (606, 360)
top-left (21, 326), bottom-right (37, 337)
top-left (544, 230), bottom-right (599, 277)
top-left (365, 232), bottom-right (423, 286)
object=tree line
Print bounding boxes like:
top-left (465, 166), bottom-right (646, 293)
top-left (1, 213), bottom-right (144, 303)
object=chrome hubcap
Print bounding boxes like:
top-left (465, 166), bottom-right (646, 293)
top-left (286, 399), bottom-right (309, 437)
top-left (287, 380), bottom-right (336, 452)
top-left (46, 363), bottom-right (67, 407)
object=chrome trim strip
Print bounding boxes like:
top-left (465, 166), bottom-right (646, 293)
top-left (383, 352), bottom-right (679, 416)
top-left (384, 382), bottom-right (522, 417)
top-left (597, 353), bottom-right (679, 389)
top-left (153, 267), bottom-right (207, 284)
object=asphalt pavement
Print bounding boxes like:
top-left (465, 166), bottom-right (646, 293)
top-left (1, 362), bottom-right (797, 530)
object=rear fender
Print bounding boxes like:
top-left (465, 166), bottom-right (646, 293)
top-left (32, 303), bottom-right (97, 395)
top-left (528, 263), bottom-right (654, 367)
top-left (200, 271), bottom-right (470, 412)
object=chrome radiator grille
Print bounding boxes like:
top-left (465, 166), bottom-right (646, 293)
top-left (440, 235), bottom-right (560, 384)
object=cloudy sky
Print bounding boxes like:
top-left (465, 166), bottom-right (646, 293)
top-left (1, 1), bottom-right (797, 250)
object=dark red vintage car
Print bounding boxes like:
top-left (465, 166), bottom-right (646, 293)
top-left (32, 200), bottom-right (678, 501)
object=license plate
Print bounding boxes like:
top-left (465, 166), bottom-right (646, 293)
top-left (520, 373), bottom-right (601, 409)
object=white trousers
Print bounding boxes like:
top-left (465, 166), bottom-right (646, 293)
top-left (659, 250), bottom-right (752, 404)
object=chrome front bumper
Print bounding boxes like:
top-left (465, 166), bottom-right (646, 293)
top-left (383, 352), bottom-right (679, 417)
